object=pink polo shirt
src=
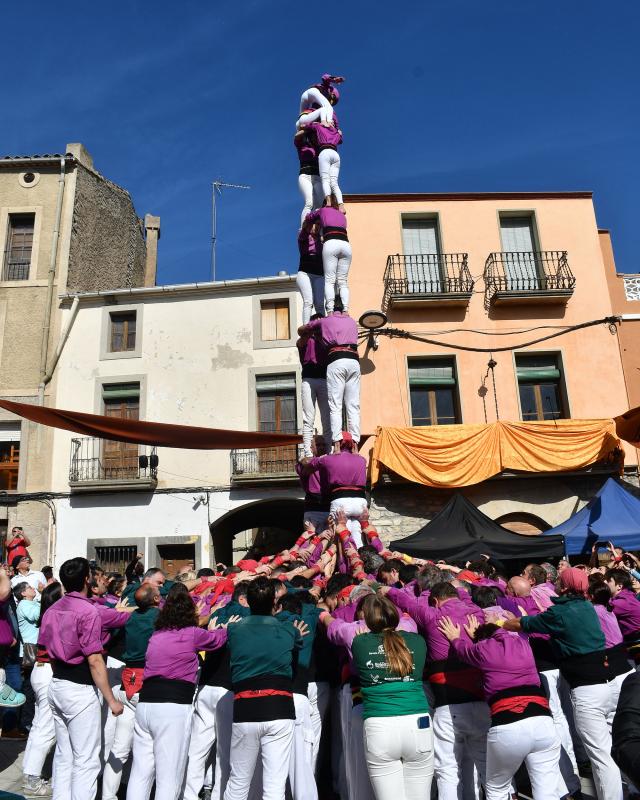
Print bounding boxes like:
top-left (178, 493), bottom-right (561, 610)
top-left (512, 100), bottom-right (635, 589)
top-left (143, 626), bottom-right (228, 684)
top-left (40, 592), bottom-right (103, 665)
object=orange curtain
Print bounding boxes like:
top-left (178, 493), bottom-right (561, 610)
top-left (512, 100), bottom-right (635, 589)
top-left (370, 419), bottom-right (620, 488)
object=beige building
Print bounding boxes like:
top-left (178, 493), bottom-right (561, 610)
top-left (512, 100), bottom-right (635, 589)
top-left (0, 144), bottom-right (159, 565)
top-left (46, 276), bottom-right (305, 572)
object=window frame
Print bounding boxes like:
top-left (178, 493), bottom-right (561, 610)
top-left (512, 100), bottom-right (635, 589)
top-left (100, 303), bottom-right (143, 360)
top-left (0, 207), bottom-right (42, 284)
top-left (247, 366), bottom-right (302, 433)
top-left (513, 350), bottom-right (570, 422)
top-left (259, 299), bottom-right (291, 343)
top-left (406, 355), bottom-right (462, 427)
top-left (252, 292), bottom-right (298, 350)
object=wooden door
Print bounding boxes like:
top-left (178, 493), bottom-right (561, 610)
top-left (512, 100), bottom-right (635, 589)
top-left (257, 390), bottom-right (297, 473)
top-left (103, 398), bottom-right (140, 478)
top-left (157, 544), bottom-right (196, 578)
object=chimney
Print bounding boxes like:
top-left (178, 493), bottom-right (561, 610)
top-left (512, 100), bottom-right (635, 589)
top-left (144, 214), bottom-right (161, 287)
top-left (65, 142), bottom-right (94, 170)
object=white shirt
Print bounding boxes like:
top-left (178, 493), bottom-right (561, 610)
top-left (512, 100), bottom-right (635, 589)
top-left (11, 570), bottom-right (46, 597)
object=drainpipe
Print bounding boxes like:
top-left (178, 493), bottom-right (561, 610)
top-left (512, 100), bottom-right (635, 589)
top-left (38, 295), bottom-right (80, 404)
top-left (38, 155), bottom-right (68, 405)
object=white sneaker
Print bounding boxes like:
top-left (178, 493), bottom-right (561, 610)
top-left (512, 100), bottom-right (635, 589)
top-left (23, 775), bottom-right (52, 796)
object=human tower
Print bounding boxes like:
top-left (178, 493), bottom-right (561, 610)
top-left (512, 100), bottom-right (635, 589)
top-left (293, 74), bottom-right (368, 547)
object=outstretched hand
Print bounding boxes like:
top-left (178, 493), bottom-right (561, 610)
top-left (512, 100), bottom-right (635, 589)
top-left (293, 619), bottom-right (310, 637)
top-left (438, 615), bottom-right (461, 642)
top-left (463, 614), bottom-right (480, 640)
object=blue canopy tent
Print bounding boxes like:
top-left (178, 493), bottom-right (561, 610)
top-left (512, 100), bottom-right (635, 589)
top-left (542, 478), bottom-right (640, 555)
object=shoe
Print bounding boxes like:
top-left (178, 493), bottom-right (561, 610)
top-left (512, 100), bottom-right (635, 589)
top-left (0, 682), bottom-right (26, 708)
top-left (2, 727), bottom-right (28, 739)
top-left (23, 776), bottom-right (52, 796)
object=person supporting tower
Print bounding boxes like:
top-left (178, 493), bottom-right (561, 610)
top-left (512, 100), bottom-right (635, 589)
top-left (298, 310), bottom-right (360, 449)
top-left (301, 117), bottom-right (343, 211)
top-left (305, 202), bottom-right (351, 313)
top-left (295, 129), bottom-right (323, 230)
top-left (296, 220), bottom-right (324, 325)
top-left (303, 433), bottom-right (367, 547)
top-left (297, 317), bottom-right (331, 458)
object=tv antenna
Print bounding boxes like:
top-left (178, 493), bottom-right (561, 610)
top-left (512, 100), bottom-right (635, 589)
top-left (211, 180), bottom-right (251, 281)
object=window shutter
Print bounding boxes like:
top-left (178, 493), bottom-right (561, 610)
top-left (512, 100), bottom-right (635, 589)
top-left (516, 355), bottom-right (560, 382)
top-left (102, 382), bottom-right (141, 400)
top-left (408, 359), bottom-right (456, 386)
top-left (255, 374), bottom-right (296, 393)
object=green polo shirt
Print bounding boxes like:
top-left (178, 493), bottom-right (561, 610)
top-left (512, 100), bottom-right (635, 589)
top-left (520, 595), bottom-right (605, 658)
top-left (121, 606), bottom-right (160, 664)
top-left (351, 631), bottom-right (429, 720)
top-left (227, 614), bottom-right (302, 686)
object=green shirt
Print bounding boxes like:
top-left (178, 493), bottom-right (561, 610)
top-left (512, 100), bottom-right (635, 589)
top-left (121, 606), bottom-right (160, 664)
top-left (227, 614), bottom-right (302, 686)
top-left (351, 631), bottom-right (429, 720)
top-left (520, 595), bottom-right (606, 658)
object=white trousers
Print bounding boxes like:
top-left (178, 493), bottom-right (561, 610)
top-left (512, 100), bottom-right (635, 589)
top-left (213, 688), bottom-right (234, 800)
top-left (301, 376), bottom-right (332, 457)
top-left (102, 688), bottom-right (139, 800)
top-left (23, 662), bottom-right (55, 778)
top-left (432, 701), bottom-right (490, 800)
top-left (184, 685), bottom-right (229, 800)
top-left (308, 681), bottom-right (329, 774)
top-left (296, 271), bottom-right (325, 325)
top-left (298, 174), bottom-right (324, 229)
top-left (349, 703), bottom-right (376, 800)
top-left (126, 700), bottom-right (193, 800)
top-left (539, 668), bottom-right (580, 795)
top-left (223, 718), bottom-right (295, 800)
top-left (363, 713), bottom-right (434, 800)
top-left (103, 656), bottom-right (125, 764)
top-left (485, 716), bottom-right (560, 800)
top-left (318, 150), bottom-right (342, 204)
top-left (298, 88), bottom-right (333, 126)
top-left (323, 239), bottom-right (352, 314)
top-left (330, 498), bottom-right (368, 548)
top-left (289, 694), bottom-right (318, 800)
top-left (326, 358), bottom-right (360, 443)
top-left (48, 677), bottom-right (102, 800)
top-left (571, 673), bottom-right (632, 800)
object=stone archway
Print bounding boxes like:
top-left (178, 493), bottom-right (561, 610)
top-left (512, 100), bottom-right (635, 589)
top-left (210, 497), bottom-right (304, 565)
top-left (495, 512), bottom-right (551, 536)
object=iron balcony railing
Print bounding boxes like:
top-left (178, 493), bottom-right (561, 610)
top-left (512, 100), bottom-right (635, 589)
top-left (383, 253), bottom-right (474, 308)
top-left (230, 444), bottom-right (304, 480)
top-left (484, 251), bottom-right (575, 303)
top-left (69, 437), bottom-right (158, 483)
top-left (1, 259), bottom-right (30, 281)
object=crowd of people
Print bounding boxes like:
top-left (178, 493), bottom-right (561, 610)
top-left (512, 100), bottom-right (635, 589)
top-left (1, 510), bottom-right (639, 800)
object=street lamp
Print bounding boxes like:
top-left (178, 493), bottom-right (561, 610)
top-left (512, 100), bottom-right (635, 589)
top-left (359, 310), bottom-right (388, 330)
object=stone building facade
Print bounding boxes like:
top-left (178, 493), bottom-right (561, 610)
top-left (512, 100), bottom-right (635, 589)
top-left (0, 143), bottom-right (158, 566)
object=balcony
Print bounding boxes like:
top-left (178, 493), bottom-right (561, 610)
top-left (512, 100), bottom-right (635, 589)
top-left (69, 437), bottom-right (158, 493)
top-left (484, 251), bottom-right (575, 307)
top-left (230, 444), bottom-right (304, 485)
top-left (383, 253), bottom-right (474, 310)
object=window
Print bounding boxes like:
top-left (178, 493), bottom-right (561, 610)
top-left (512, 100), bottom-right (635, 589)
top-left (94, 545), bottom-right (138, 573)
top-left (0, 424), bottom-right (20, 490)
top-left (260, 300), bottom-right (290, 341)
top-left (2, 213), bottom-right (35, 281)
top-left (402, 217), bottom-right (442, 292)
top-left (102, 383), bottom-right (140, 478)
top-left (408, 358), bottom-right (460, 426)
top-left (255, 373), bottom-right (297, 472)
top-left (499, 214), bottom-right (539, 290)
top-left (109, 311), bottom-right (137, 353)
top-left (515, 354), bottom-right (566, 421)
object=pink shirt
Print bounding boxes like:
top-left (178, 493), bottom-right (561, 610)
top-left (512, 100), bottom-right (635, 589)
top-left (40, 592), bottom-right (104, 664)
top-left (593, 603), bottom-right (623, 648)
top-left (311, 451), bottom-right (366, 492)
top-left (306, 206), bottom-right (347, 232)
top-left (451, 629), bottom-right (540, 698)
top-left (95, 604), bottom-right (131, 644)
top-left (306, 312), bottom-right (358, 349)
top-left (143, 626), bottom-right (228, 684)
top-left (388, 589), bottom-right (485, 662)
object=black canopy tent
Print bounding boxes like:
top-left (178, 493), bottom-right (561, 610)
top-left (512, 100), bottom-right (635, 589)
top-left (390, 494), bottom-right (565, 562)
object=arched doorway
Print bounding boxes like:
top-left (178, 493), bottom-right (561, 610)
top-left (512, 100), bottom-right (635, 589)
top-left (495, 512), bottom-right (551, 536)
top-left (210, 498), bottom-right (304, 565)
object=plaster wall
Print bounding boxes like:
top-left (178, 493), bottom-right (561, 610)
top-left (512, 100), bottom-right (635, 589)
top-left (344, 195), bottom-right (636, 466)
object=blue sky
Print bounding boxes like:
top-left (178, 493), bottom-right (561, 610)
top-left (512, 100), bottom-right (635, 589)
top-left (4, 1), bottom-right (638, 282)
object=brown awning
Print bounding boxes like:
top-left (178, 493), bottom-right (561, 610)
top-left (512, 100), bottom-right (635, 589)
top-left (0, 399), bottom-right (302, 450)
top-left (615, 405), bottom-right (640, 448)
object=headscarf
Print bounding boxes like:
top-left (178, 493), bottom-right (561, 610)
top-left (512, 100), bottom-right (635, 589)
top-left (559, 567), bottom-right (588, 594)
